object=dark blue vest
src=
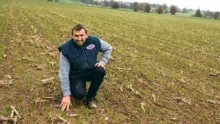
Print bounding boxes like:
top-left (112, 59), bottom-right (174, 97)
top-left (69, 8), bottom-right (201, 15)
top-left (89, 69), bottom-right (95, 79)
top-left (58, 36), bottom-right (101, 79)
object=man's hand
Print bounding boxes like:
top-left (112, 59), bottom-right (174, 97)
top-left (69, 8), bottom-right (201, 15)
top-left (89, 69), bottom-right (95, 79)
top-left (60, 95), bottom-right (71, 111)
top-left (95, 62), bottom-right (105, 69)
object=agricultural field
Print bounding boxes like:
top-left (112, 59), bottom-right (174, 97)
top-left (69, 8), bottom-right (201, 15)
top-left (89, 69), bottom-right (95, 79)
top-left (0, 0), bottom-right (220, 123)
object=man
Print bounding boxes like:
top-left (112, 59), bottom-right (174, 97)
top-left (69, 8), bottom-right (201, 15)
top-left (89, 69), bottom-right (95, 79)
top-left (58, 24), bottom-right (112, 110)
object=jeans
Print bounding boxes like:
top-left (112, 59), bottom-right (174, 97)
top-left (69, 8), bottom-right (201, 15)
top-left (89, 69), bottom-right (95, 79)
top-left (70, 66), bottom-right (106, 101)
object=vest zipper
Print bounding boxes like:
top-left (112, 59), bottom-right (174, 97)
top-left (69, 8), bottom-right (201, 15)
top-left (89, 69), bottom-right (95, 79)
top-left (81, 47), bottom-right (89, 68)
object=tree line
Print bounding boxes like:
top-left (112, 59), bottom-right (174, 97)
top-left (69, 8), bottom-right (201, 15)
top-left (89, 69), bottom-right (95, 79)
top-left (47, 0), bottom-right (59, 2)
top-left (81, 0), bottom-right (193, 15)
top-left (195, 8), bottom-right (220, 19)
top-left (48, 0), bottom-right (220, 20)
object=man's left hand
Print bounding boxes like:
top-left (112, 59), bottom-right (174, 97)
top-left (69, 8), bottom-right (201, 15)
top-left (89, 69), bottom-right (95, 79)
top-left (95, 63), bottom-right (105, 69)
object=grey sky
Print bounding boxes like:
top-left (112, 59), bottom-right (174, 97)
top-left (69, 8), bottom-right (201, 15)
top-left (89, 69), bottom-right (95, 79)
top-left (119, 0), bottom-right (220, 11)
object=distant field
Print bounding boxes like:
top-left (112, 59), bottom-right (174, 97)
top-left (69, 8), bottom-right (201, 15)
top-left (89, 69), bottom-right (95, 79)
top-left (0, 0), bottom-right (220, 123)
top-left (50, 0), bottom-right (84, 5)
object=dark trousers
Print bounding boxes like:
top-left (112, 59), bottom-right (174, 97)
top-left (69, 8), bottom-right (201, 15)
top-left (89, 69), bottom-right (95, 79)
top-left (70, 66), bottom-right (106, 101)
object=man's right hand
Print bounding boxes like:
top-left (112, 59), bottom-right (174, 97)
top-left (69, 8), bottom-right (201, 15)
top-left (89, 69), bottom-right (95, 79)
top-left (60, 95), bottom-right (71, 111)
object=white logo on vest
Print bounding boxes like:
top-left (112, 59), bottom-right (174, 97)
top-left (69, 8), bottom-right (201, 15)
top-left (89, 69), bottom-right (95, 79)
top-left (87, 44), bottom-right (95, 50)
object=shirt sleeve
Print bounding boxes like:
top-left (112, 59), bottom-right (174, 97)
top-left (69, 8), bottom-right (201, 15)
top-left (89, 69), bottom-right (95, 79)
top-left (99, 39), bottom-right (112, 66)
top-left (59, 52), bottom-right (71, 96)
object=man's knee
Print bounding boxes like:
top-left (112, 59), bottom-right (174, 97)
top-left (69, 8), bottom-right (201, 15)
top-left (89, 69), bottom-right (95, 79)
top-left (71, 86), bottom-right (86, 100)
top-left (93, 66), bottom-right (106, 77)
top-left (71, 91), bottom-right (86, 100)
top-left (70, 79), bottom-right (86, 100)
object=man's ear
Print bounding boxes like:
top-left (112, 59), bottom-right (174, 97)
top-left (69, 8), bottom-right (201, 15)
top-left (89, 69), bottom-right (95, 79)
top-left (85, 33), bottom-right (88, 38)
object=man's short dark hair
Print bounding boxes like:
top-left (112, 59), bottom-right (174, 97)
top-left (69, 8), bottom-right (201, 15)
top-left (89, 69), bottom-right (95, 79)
top-left (72, 24), bottom-right (87, 36)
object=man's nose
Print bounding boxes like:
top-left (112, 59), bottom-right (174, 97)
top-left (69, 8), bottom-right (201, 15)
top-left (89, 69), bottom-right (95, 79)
top-left (77, 36), bottom-right (82, 40)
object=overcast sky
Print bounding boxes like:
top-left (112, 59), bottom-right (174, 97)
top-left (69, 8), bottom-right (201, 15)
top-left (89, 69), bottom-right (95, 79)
top-left (119, 0), bottom-right (220, 11)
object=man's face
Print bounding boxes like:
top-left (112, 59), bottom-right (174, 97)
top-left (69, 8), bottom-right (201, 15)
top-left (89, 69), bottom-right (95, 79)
top-left (72, 29), bottom-right (88, 46)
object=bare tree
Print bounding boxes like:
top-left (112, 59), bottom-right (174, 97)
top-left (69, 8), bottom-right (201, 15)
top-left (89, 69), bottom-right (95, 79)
top-left (170, 5), bottom-right (177, 15)
top-left (213, 12), bottom-right (220, 19)
top-left (133, 2), bottom-right (139, 12)
top-left (157, 5), bottom-right (163, 14)
top-left (110, 1), bottom-right (119, 9)
top-left (103, 0), bottom-right (109, 7)
top-left (143, 3), bottom-right (151, 13)
top-left (203, 10), bottom-right (213, 18)
top-left (182, 8), bottom-right (188, 13)
top-left (162, 3), bottom-right (168, 10)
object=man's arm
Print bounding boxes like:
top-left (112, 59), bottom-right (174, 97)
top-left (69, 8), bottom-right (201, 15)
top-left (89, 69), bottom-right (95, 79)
top-left (59, 52), bottom-right (71, 96)
top-left (59, 52), bottom-right (72, 111)
top-left (99, 39), bottom-right (112, 66)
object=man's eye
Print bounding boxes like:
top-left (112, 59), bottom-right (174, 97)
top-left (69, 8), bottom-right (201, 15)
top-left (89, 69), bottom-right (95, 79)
top-left (80, 35), bottom-right (84, 37)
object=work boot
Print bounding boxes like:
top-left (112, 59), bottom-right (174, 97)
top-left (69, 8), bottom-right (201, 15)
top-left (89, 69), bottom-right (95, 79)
top-left (86, 98), bottom-right (97, 109)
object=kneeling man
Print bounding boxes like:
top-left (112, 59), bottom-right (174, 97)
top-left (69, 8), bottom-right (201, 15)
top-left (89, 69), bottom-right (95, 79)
top-left (58, 24), bottom-right (112, 110)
